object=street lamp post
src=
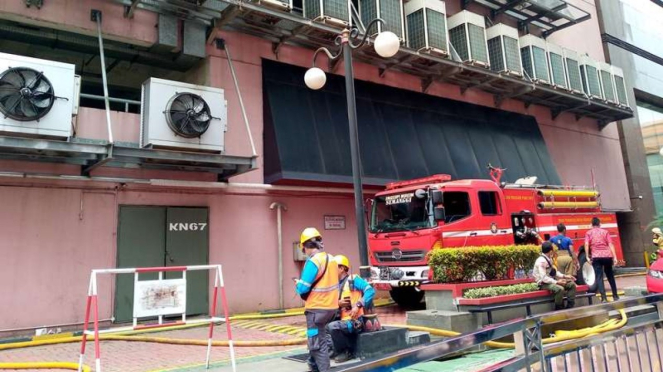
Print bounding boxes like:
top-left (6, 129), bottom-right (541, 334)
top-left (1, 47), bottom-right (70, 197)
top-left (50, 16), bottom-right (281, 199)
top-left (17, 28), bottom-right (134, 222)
top-left (304, 20), bottom-right (400, 278)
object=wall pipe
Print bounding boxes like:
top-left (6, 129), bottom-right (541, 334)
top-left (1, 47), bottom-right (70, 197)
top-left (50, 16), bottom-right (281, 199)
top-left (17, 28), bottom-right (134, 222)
top-left (222, 42), bottom-right (257, 157)
top-left (269, 202), bottom-right (288, 310)
top-left (92, 10), bottom-right (114, 144)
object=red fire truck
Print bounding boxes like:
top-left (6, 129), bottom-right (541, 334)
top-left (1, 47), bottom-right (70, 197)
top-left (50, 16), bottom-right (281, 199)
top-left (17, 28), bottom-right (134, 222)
top-left (367, 167), bottom-right (624, 307)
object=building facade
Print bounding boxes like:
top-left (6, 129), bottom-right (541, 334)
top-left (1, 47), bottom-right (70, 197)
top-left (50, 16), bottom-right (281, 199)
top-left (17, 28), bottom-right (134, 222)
top-left (596, 0), bottom-right (663, 266)
top-left (0, 0), bottom-right (636, 334)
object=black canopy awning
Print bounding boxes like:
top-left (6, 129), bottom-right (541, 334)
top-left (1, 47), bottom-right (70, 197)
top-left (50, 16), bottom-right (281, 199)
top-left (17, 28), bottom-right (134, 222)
top-left (263, 60), bottom-right (561, 186)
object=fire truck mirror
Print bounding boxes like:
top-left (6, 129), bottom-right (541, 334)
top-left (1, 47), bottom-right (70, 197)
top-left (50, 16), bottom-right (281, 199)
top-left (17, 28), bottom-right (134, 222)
top-left (431, 190), bottom-right (443, 205)
top-left (434, 206), bottom-right (446, 222)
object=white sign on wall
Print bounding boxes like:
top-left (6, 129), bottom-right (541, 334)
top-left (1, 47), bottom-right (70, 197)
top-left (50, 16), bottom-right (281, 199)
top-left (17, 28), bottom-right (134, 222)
top-left (133, 278), bottom-right (187, 318)
top-left (324, 215), bottom-right (346, 230)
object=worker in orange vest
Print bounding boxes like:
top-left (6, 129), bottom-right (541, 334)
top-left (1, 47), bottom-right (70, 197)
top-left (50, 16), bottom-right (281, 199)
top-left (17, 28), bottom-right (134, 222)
top-left (294, 227), bottom-right (339, 372)
top-left (326, 254), bottom-right (375, 363)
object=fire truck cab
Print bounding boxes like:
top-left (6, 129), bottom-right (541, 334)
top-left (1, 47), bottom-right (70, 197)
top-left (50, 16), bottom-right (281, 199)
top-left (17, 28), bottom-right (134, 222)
top-left (367, 169), bottom-right (622, 307)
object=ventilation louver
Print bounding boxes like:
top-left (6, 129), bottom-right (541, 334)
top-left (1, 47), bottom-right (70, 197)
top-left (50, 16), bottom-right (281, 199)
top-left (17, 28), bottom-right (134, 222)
top-left (448, 10), bottom-right (489, 67)
top-left (520, 35), bottom-right (550, 84)
top-left (563, 48), bottom-right (583, 94)
top-left (405, 0), bottom-right (448, 56)
top-left (547, 42), bottom-right (567, 89)
top-left (598, 62), bottom-right (616, 104)
top-left (361, 0), bottom-right (405, 40)
top-left (611, 66), bottom-right (629, 107)
top-left (304, 0), bottom-right (349, 27)
top-left (486, 23), bottom-right (522, 76)
top-left (579, 55), bottom-right (602, 99)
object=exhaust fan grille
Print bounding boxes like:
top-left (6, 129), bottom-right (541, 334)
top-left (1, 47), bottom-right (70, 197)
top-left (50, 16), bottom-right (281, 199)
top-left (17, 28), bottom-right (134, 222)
top-left (0, 67), bottom-right (55, 121)
top-left (165, 92), bottom-right (212, 138)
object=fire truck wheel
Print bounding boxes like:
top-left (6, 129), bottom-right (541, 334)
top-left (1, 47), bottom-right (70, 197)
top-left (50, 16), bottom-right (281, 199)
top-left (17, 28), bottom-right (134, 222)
top-left (389, 287), bottom-right (424, 308)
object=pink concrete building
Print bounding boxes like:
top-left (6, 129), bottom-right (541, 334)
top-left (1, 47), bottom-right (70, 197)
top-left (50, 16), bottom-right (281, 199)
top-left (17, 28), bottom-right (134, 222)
top-left (0, 0), bottom-right (638, 334)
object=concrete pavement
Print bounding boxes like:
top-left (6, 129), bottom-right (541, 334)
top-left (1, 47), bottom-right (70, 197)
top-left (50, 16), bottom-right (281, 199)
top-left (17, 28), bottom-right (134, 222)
top-left (0, 274), bottom-right (647, 372)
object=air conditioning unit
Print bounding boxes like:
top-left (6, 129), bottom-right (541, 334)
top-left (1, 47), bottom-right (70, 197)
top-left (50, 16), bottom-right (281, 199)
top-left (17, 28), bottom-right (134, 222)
top-left (611, 65), bottom-right (629, 107)
top-left (255, 0), bottom-right (293, 11)
top-left (520, 34), bottom-right (550, 84)
top-left (546, 42), bottom-right (567, 89)
top-left (598, 62), bottom-right (617, 104)
top-left (361, 0), bottom-right (405, 40)
top-left (0, 52), bottom-right (77, 139)
top-left (579, 55), bottom-right (602, 99)
top-left (405, 0), bottom-right (449, 56)
top-left (140, 78), bottom-right (227, 153)
top-left (486, 23), bottom-right (522, 76)
top-left (448, 10), bottom-right (489, 67)
top-left (563, 48), bottom-right (583, 94)
top-left (304, 0), bottom-right (349, 27)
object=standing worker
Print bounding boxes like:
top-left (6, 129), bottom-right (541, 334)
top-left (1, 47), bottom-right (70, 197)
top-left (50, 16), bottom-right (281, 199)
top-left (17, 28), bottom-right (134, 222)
top-left (327, 255), bottom-right (375, 363)
top-left (295, 228), bottom-right (339, 372)
top-left (585, 217), bottom-right (619, 303)
top-left (550, 223), bottom-right (579, 276)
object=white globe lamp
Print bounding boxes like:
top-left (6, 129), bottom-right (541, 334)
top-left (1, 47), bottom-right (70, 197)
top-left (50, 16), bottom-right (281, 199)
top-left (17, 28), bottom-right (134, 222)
top-left (304, 67), bottom-right (327, 90)
top-left (374, 31), bottom-right (400, 58)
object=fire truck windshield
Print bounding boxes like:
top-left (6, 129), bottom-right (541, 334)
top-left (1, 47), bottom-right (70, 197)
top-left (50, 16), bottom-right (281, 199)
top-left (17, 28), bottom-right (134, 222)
top-left (369, 192), bottom-right (434, 233)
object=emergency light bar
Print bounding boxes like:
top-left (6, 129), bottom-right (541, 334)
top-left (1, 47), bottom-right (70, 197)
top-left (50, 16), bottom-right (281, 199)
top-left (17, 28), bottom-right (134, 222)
top-left (386, 174), bottom-right (452, 190)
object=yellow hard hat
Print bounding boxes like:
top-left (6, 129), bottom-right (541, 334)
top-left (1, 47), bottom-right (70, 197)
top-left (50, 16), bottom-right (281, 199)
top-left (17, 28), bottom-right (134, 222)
top-left (300, 227), bottom-right (322, 247)
top-left (334, 254), bottom-right (350, 269)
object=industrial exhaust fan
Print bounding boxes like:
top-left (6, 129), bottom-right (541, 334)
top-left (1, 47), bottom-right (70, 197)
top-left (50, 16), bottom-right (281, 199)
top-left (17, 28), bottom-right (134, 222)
top-left (0, 52), bottom-right (77, 139)
top-left (141, 78), bottom-right (227, 152)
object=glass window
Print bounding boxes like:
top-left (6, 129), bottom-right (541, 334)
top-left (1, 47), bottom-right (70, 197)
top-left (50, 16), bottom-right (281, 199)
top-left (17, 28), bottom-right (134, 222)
top-left (479, 191), bottom-right (501, 216)
top-left (370, 192), bottom-right (434, 233)
top-left (442, 191), bottom-right (471, 223)
top-left (639, 102), bottom-right (663, 217)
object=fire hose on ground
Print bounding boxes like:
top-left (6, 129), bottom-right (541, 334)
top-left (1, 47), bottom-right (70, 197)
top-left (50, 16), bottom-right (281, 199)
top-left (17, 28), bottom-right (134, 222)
top-left (0, 305), bottom-right (628, 371)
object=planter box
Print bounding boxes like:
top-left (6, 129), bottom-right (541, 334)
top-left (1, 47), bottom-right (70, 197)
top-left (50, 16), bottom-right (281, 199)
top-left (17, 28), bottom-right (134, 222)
top-left (421, 278), bottom-right (533, 298)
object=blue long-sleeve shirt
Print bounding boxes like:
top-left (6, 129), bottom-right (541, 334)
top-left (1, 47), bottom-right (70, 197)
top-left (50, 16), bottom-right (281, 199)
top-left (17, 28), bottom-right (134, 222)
top-left (296, 252), bottom-right (324, 295)
top-left (345, 274), bottom-right (375, 307)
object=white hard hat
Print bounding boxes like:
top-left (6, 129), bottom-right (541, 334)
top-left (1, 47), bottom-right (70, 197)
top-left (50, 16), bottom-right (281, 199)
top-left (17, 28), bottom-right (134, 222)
top-left (653, 227), bottom-right (662, 235)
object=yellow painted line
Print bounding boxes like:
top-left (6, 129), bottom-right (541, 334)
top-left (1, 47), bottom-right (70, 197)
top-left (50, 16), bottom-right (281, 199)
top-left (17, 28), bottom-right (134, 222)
top-left (284, 328), bottom-right (306, 336)
top-left (236, 320), bottom-right (264, 329)
top-left (145, 347), bottom-right (307, 372)
top-left (268, 325), bottom-right (295, 333)
top-left (31, 332), bottom-right (74, 341)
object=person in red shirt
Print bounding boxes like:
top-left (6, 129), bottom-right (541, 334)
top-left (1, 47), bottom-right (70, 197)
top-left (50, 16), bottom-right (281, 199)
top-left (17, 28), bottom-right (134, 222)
top-left (584, 217), bottom-right (619, 303)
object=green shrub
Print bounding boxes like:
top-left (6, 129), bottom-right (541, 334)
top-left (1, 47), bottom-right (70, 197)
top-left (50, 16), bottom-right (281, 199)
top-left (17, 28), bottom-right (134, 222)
top-left (427, 245), bottom-right (540, 283)
top-left (463, 283), bottom-right (540, 299)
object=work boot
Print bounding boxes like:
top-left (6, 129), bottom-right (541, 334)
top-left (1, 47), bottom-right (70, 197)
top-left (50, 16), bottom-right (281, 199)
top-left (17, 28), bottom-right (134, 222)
top-left (334, 351), bottom-right (352, 363)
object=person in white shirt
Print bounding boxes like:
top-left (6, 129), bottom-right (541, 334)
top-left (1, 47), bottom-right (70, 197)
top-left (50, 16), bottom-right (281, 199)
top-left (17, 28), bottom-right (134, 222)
top-left (533, 242), bottom-right (577, 310)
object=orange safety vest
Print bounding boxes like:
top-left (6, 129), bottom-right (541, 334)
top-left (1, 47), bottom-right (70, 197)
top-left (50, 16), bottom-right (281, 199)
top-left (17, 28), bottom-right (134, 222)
top-left (339, 274), bottom-right (364, 320)
top-left (305, 252), bottom-right (339, 310)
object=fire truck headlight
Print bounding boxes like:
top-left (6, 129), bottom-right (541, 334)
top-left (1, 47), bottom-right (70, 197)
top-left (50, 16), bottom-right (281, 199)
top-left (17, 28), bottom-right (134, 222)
top-left (421, 270), bottom-right (429, 278)
top-left (649, 269), bottom-right (663, 279)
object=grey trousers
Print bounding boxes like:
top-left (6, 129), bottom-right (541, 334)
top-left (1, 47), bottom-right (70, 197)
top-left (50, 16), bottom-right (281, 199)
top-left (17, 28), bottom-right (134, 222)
top-left (306, 309), bottom-right (336, 372)
top-left (327, 319), bottom-right (359, 355)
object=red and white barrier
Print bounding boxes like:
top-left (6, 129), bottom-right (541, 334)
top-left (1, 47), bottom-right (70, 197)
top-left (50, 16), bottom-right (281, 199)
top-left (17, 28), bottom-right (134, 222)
top-left (77, 264), bottom-right (235, 372)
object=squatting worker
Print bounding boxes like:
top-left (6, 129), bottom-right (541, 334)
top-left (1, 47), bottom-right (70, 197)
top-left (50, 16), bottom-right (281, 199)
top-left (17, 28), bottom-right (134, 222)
top-left (326, 255), bottom-right (375, 363)
top-left (294, 227), bottom-right (339, 372)
top-left (533, 242), bottom-right (577, 310)
top-left (585, 217), bottom-right (619, 303)
top-left (549, 223), bottom-right (579, 276)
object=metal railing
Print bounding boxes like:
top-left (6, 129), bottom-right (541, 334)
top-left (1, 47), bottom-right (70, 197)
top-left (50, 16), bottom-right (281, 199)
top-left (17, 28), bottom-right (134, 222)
top-left (79, 93), bottom-right (141, 113)
top-left (337, 294), bottom-right (663, 372)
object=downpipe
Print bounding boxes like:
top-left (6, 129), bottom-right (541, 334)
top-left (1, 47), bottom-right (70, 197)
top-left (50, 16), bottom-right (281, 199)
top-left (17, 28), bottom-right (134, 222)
top-left (270, 202), bottom-right (288, 310)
